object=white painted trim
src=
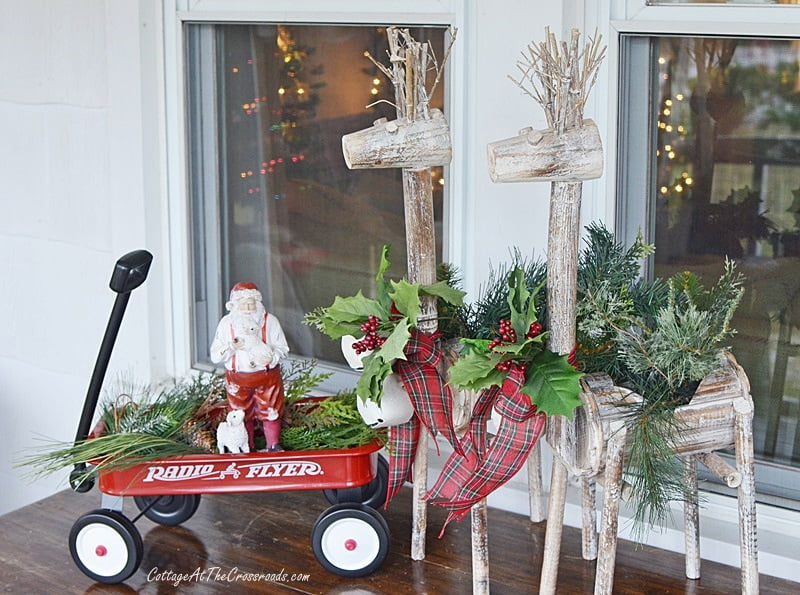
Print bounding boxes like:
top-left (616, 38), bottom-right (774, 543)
top-left (444, 2), bottom-right (471, 274)
top-left (162, 0), bottom-right (194, 375)
top-left (178, 0), bottom-right (461, 13)
top-left (177, 11), bottom-right (458, 25)
top-left (621, 0), bottom-right (800, 26)
top-left (612, 18), bottom-right (800, 36)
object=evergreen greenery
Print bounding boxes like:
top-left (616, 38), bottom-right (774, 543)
top-left (457, 249), bottom-right (548, 340)
top-left (447, 266), bottom-right (584, 418)
top-left (304, 245), bottom-right (466, 404)
top-left (449, 223), bottom-right (745, 536)
top-left (20, 373), bottom-right (227, 484)
top-left (281, 389), bottom-right (385, 451)
top-left (280, 360), bottom-right (385, 451)
top-left (19, 361), bottom-right (381, 482)
top-left (574, 223), bottom-right (744, 536)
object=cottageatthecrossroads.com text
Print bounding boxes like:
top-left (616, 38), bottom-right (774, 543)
top-left (147, 566), bottom-right (311, 587)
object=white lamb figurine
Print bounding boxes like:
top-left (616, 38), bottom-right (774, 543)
top-left (216, 409), bottom-right (250, 454)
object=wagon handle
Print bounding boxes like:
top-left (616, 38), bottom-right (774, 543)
top-left (70, 250), bottom-right (153, 492)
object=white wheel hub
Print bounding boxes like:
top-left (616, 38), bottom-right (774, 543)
top-left (320, 517), bottom-right (380, 571)
top-left (75, 522), bottom-right (130, 577)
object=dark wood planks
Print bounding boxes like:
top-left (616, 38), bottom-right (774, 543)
top-left (0, 486), bottom-right (796, 594)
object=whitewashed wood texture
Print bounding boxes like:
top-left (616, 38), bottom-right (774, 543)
top-left (340, 25), bottom-right (457, 568)
top-left (579, 353), bottom-right (759, 594)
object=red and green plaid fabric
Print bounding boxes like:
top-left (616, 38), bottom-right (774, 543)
top-left (385, 417), bottom-right (420, 505)
top-left (425, 365), bottom-right (547, 534)
top-left (385, 330), bottom-right (463, 507)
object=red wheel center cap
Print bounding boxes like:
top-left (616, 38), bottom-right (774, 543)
top-left (344, 538), bottom-right (357, 551)
top-left (95, 545), bottom-right (108, 557)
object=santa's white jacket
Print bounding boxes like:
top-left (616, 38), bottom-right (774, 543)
top-left (210, 313), bottom-right (289, 372)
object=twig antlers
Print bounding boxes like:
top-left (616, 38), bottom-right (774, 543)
top-left (363, 25), bottom-right (458, 120)
top-left (509, 27), bottom-right (606, 133)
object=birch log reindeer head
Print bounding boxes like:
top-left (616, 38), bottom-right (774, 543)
top-left (487, 28), bottom-right (606, 183)
top-left (341, 26), bottom-right (456, 171)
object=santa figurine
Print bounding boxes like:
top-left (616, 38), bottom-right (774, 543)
top-left (210, 282), bottom-right (289, 451)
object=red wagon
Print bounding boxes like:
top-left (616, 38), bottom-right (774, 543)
top-left (67, 251), bottom-right (390, 584)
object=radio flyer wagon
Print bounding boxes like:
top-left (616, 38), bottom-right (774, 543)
top-left (67, 251), bottom-right (390, 584)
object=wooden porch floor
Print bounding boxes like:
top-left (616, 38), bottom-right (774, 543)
top-left (1, 485), bottom-right (797, 593)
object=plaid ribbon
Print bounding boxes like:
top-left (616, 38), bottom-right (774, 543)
top-left (385, 417), bottom-right (420, 505)
top-left (425, 365), bottom-right (547, 535)
top-left (384, 330), bottom-right (463, 507)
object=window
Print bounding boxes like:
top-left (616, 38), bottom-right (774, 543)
top-left (618, 33), bottom-right (800, 503)
top-left (186, 23), bottom-right (447, 370)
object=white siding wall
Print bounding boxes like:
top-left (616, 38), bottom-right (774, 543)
top-left (0, 0), bottom-right (163, 514)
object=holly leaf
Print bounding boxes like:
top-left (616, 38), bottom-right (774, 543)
top-left (326, 291), bottom-right (386, 323)
top-left (375, 317), bottom-right (411, 362)
top-left (507, 267), bottom-right (541, 337)
top-left (421, 281), bottom-right (467, 306)
top-left (375, 245), bottom-right (393, 311)
top-left (389, 280), bottom-right (421, 325)
top-left (458, 337), bottom-right (492, 355)
top-left (521, 350), bottom-right (584, 418)
top-left (447, 349), bottom-right (505, 392)
top-left (355, 317), bottom-right (410, 403)
top-left (313, 317), bottom-right (360, 341)
top-left (356, 353), bottom-right (393, 403)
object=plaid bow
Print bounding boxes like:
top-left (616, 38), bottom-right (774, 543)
top-left (425, 365), bottom-right (547, 534)
top-left (384, 330), bottom-right (463, 507)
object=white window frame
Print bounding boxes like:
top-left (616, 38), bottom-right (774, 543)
top-left (161, 0), bottom-right (469, 385)
top-left (573, 0), bottom-right (800, 581)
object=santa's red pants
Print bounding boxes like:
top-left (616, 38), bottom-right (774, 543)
top-left (224, 367), bottom-right (285, 449)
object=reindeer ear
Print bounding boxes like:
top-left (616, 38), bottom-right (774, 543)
top-left (341, 335), bottom-right (370, 370)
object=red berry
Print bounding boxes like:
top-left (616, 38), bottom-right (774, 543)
top-left (527, 322), bottom-right (543, 338)
top-left (495, 360), bottom-right (512, 372)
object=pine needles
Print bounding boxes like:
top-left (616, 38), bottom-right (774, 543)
top-left (281, 390), bottom-right (385, 451)
top-left (279, 360), bottom-right (383, 451)
top-left (19, 373), bottom-right (227, 484)
top-left (458, 250), bottom-right (547, 340)
top-left (18, 362), bottom-right (375, 484)
top-left (21, 433), bottom-right (207, 485)
top-left (472, 224), bottom-right (745, 535)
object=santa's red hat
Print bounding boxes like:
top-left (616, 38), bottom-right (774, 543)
top-left (228, 282), bottom-right (262, 304)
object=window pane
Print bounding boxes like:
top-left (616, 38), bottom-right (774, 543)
top-left (647, 36), bottom-right (800, 486)
top-left (187, 24), bottom-right (446, 367)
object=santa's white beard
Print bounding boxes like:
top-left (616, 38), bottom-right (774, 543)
top-left (230, 304), bottom-right (266, 336)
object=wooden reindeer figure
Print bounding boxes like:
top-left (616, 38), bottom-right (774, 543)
top-left (489, 29), bottom-right (759, 595)
top-left (486, 27), bottom-right (606, 594)
top-left (341, 25), bottom-right (473, 573)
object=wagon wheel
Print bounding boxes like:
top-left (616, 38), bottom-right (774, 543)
top-left (133, 494), bottom-right (201, 526)
top-left (69, 510), bottom-right (143, 584)
top-left (311, 504), bottom-right (390, 577)
top-left (323, 455), bottom-right (388, 508)
top-left (69, 466), bottom-right (95, 493)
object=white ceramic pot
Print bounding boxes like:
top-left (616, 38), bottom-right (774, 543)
top-left (357, 373), bottom-right (414, 428)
